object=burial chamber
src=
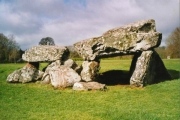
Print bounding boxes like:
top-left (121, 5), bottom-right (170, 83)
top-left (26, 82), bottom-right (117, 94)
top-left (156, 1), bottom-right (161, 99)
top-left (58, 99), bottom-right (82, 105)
top-left (73, 19), bottom-right (171, 87)
top-left (7, 19), bottom-right (171, 88)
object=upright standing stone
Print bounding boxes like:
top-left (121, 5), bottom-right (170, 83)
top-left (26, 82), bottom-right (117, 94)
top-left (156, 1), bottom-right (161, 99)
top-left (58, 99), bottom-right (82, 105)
top-left (130, 50), bottom-right (171, 87)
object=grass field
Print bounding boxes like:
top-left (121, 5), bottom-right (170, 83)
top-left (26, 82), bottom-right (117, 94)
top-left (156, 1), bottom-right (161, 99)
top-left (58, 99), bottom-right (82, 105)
top-left (0, 59), bottom-right (180, 120)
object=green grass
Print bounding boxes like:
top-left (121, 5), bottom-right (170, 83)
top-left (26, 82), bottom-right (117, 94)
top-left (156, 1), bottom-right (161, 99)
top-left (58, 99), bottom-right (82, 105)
top-left (0, 59), bottom-right (180, 120)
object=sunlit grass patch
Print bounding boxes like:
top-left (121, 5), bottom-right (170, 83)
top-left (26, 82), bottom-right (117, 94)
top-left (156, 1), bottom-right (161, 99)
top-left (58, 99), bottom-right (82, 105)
top-left (0, 59), bottom-right (179, 120)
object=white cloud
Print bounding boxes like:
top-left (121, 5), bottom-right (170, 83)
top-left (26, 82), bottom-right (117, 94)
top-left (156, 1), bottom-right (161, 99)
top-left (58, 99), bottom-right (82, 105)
top-left (0, 0), bottom-right (179, 50)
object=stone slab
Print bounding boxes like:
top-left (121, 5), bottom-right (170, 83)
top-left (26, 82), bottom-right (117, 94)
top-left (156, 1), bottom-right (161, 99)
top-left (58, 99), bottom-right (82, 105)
top-left (74, 19), bottom-right (162, 60)
top-left (22, 45), bottom-right (69, 62)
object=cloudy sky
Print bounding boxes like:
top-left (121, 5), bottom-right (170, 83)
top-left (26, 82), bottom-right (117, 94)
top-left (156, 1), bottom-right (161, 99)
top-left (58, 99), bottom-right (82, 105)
top-left (0, 0), bottom-right (179, 50)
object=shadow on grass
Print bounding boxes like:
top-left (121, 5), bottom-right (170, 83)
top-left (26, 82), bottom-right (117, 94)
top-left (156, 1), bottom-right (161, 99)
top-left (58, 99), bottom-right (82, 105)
top-left (97, 69), bottom-right (179, 86)
top-left (167, 69), bottom-right (180, 79)
top-left (98, 70), bottom-right (130, 85)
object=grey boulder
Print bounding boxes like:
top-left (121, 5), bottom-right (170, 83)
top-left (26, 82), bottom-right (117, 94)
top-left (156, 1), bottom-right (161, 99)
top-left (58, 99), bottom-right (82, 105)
top-left (48, 65), bottom-right (81, 88)
top-left (22, 45), bottom-right (69, 62)
top-left (7, 63), bottom-right (44, 83)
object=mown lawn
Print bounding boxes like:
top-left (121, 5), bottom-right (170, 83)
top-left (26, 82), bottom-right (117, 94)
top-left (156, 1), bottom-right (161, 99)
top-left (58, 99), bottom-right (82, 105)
top-left (0, 59), bottom-right (179, 120)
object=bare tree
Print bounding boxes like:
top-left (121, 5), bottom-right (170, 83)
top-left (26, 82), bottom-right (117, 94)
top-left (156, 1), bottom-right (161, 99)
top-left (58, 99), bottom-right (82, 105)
top-left (0, 33), bottom-right (10, 62)
top-left (8, 34), bottom-right (21, 63)
top-left (155, 46), bottom-right (167, 59)
top-left (0, 34), bottom-right (20, 63)
top-left (166, 27), bottom-right (180, 58)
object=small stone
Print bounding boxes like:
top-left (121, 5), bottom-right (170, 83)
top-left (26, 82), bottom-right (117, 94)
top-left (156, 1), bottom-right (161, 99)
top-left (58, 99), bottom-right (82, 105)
top-left (41, 73), bottom-right (51, 84)
top-left (63, 59), bottom-right (82, 74)
top-left (80, 61), bottom-right (100, 82)
top-left (73, 82), bottom-right (107, 91)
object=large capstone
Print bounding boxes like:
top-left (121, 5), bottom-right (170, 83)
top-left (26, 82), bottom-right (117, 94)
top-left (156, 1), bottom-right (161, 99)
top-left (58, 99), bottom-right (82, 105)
top-left (22, 45), bottom-right (69, 62)
top-left (74, 19), bottom-right (162, 60)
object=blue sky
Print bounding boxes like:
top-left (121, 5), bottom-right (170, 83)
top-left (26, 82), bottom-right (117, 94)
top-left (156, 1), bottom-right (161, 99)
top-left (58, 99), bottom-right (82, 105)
top-left (0, 0), bottom-right (179, 50)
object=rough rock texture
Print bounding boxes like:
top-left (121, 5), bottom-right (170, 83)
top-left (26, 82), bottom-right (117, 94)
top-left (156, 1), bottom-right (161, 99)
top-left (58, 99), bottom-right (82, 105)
top-left (80, 61), bottom-right (100, 82)
top-left (22, 45), bottom-right (69, 62)
top-left (63, 59), bottom-right (78, 68)
top-left (73, 82), bottom-right (107, 91)
top-left (130, 50), bottom-right (171, 87)
top-left (63, 59), bottom-right (82, 74)
top-left (41, 59), bottom-right (82, 85)
top-left (44, 60), bottom-right (61, 73)
top-left (41, 73), bottom-right (51, 84)
top-left (41, 60), bottom-right (61, 84)
top-left (48, 65), bottom-right (81, 88)
top-left (74, 19), bottom-right (161, 60)
top-left (7, 63), bottom-right (44, 83)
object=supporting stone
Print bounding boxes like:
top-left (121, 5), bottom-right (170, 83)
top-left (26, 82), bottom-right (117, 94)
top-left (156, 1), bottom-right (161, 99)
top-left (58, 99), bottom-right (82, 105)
top-left (130, 50), bottom-right (171, 87)
top-left (7, 62), bottom-right (44, 83)
top-left (80, 60), bottom-right (100, 82)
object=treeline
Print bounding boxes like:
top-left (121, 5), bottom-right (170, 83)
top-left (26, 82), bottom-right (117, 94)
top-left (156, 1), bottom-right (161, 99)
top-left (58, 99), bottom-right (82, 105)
top-left (0, 33), bottom-right (24, 63)
top-left (157, 27), bottom-right (180, 59)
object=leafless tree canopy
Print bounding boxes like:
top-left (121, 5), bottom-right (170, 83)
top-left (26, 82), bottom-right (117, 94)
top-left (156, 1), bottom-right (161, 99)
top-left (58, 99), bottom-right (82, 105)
top-left (0, 34), bottom-right (21, 63)
top-left (166, 27), bottom-right (180, 58)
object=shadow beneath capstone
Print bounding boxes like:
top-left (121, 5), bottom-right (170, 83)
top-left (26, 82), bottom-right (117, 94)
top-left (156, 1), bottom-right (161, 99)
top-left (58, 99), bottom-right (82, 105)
top-left (167, 69), bottom-right (180, 80)
top-left (97, 70), bottom-right (130, 85)
top-left (97, 69), bottom-right (179, 86)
